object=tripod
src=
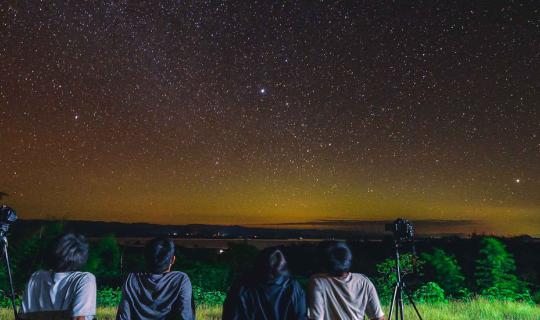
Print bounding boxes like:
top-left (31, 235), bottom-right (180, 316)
top-left (0, 205), bottom-right (18, 319)
top-left (387, 241), bottom-right (423, 320)
top-left (0, 233), bottom-right (18, 319)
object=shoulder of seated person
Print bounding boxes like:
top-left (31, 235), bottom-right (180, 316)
top-left (285, 275), bottom-right (300, 284)
top-left (350, 273), bottom-right (374, 283)
top-left (166, 271), bottom-right (192, 286)
top-left (29, 270), bottom-right (94, 279)
top-left (31, 270), bottom-right (49, 277)
top-left (167, 271), bottom-right (189, 278)
top-left (74, 271), bottom-right (96, 282)
top-left (354, 272), bottom-right (371, 279)
top-left (310, 273), bottom-right (368, 280)
top-left (309, 273), bottom-right (331, 280)
top-left (288, 277), bottom-right (305, 289)
top-left (69, 270), bottom-right (95, 276)
top-left (167, 270), bottom-right (187, 277)
top-left (55, 271), bottom-right (96, 283)
top-left (129, 271), bottom-right (188, 279)
top-left (81, 271), bottom-right (96, 278)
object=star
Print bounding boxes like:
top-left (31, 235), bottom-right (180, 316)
top-left (515, 178), bottom-right (521, 184)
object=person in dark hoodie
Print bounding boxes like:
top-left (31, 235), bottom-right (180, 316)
top-left (116, 237), bottom-right (194, 320)
top-left (222, 247), bottom-right (307, 320)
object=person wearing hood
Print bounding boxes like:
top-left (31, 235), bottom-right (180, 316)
top-left (116, 237), bottom-right (194, 320)
top-left (222, 247), bottom-right (307, 320)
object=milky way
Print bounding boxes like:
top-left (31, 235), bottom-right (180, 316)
top-left (0, 1), bottom-right (539, 235)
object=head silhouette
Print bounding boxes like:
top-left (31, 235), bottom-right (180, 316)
top-left (318, 241), bottom-right (353, 276)
top-left (144, 236), bottom-right (176, 273)
top-left (47, 233), bottom-right (89, 272)
top-left (254, 247), bottom-right (288, 281)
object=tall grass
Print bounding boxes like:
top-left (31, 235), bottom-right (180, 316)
top-left (401, 298), bottom-right (540, 320)
top-left (90, 305), bottom-right (222, 320)
top-left (1, 299), bottom-right (539, 319)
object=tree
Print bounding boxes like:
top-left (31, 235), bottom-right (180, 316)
top-left (421, 248), bottom-right (466, 297)
top-left (86, 234), bottom-right (121, 284)
top-left (220, 242), bottom-right (259, 286)
top-left (9, 222), bottom-right (65, 289)
top-left (474, 237), bottom-right (529, 301)
top-left (375, 253), bottom-right (424, 302)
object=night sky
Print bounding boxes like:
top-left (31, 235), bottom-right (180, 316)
top-left (1, 1), bottom-right (539, 235)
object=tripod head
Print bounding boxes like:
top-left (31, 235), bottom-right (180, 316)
top-left (385, 218), bottom-right (414, 242)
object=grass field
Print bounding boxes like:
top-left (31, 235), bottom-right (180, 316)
top-left (1, 299), bottom-right (539, 319)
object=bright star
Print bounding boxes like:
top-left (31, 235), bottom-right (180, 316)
top-left (515, 178), bottom-right (521, 183)
top-left (260, 88), bottom-right (266, 94)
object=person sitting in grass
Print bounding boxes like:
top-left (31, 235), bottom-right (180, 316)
top-left (222, 247), bottom-right (307, 320)
top-left (116, 236), bottom-right (194, 320)
top-left (20, 233), bottom-right (96, 320)
top-left (308, 241), bottom-right (385, 320)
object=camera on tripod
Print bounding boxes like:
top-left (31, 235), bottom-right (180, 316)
top-left (385, 218), bottom-right (423, 320)
top-left (385, 218), bottom-right (414, 242)
top-left (0, 205), bottom-right (17, 236)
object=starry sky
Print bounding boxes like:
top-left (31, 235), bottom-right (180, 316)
top-left (0, 1), bottom-right (539, 236)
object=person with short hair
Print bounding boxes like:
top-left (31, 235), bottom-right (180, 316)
top-left (20, 233), bottom-right (96, 320)
top-left (308, 241), bottom-right (385, 320)
top-left (223, 247), bottom-right (307, 320)
top-left (116, 236), bottom-right (194, 320)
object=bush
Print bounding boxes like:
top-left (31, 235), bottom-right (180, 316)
top-left (192, 285), bottom-right (226, 306)
top-left (182, 262), bottom-right (231, 292)
top-left (414, 282), bottom-right (446, 304)
top-left (375, 253), bottom-right (425, 302)
top-left (455, 288), bottom-right (473, 300)
top-left (95, 286), bottom-right (227, 308)
top-left (481, 286), bottom-right (533, 303)
top-left (0, 295), bottom-right (21, 308)
top-left (532, 291), bottom-right (540, 304)
top-left (97, 287), bottom-right (122, 307)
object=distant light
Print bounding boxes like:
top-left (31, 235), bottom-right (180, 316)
top-left (515, 178), bottom-right (521, 183)
top-left (218, 249), bottom-right (225, 254)
top-left (74, 115), bottom-right (79, 120)
top-left (260, 88), bottom-right (266, 94)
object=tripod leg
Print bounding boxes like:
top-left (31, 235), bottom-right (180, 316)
top-left (2, 241), bottom-right (18, 319)
top-left (398, 284), bottom-right (404, 320)
top-left (388, 284), bottom-right (398, 320)
top-left (404, 289), bottom-right (423, 320)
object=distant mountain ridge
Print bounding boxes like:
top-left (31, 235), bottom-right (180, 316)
top-left (12, 219), bottom-right (479, 239)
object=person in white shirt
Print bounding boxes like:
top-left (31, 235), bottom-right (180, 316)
top-left (308, 241), bottom-right (385, 320)
top-left (20, 233), bottom-right (96, 320)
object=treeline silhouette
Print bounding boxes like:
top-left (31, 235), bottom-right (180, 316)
top-left (2, 221), bottom-right (539, 306)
